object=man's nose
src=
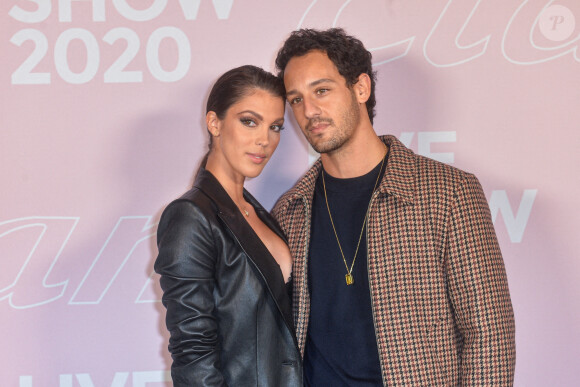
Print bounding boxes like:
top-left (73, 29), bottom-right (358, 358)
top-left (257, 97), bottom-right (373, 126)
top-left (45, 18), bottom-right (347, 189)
top-left (303, 97), bottom-right (321, 119)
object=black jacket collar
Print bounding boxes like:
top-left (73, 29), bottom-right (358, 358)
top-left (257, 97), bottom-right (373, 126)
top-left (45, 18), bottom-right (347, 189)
top-left (192, 168), bottom-right (295, 333)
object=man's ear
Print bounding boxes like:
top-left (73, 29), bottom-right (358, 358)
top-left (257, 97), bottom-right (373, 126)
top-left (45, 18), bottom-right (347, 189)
top-left (354, 73), bottom-right (371, 104)
top-left (206, 111), bottom-right (220, 137)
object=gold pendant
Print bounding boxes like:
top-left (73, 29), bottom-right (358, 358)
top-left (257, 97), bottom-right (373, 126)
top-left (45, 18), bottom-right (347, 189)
top-left (345, 273), bottom-right (354, 285)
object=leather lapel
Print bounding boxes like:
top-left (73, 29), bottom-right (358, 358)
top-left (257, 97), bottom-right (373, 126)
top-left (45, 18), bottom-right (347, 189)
top-left (194, 169), bottom-right (295, 333)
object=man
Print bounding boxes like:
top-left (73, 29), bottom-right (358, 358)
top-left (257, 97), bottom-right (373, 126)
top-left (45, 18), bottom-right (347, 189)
top-left (272, 28), bottom-right (515, 386)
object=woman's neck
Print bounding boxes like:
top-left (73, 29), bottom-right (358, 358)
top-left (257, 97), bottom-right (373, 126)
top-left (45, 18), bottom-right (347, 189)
top-left (205, 154), bottom-right (247, 206)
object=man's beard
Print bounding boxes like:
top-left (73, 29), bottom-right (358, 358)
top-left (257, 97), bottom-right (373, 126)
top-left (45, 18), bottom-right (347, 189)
top-left (306, 91), bottom-right (360, 154)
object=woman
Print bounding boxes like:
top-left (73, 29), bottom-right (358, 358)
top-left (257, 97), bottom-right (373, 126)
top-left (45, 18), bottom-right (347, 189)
top-left (154, 65), bottom-right (302, 386)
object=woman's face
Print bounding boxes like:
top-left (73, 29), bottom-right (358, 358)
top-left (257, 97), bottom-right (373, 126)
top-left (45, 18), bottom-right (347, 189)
top-left (208, 88), bottom-right (285, 180)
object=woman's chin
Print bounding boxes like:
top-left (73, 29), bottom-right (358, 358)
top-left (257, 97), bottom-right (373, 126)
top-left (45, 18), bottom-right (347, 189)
top-left (244, 166), bottom-right (267, 179)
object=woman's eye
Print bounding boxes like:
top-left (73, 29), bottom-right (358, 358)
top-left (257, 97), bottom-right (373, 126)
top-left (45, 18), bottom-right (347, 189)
top-left (240, 118), bottom-right (257, 127)
top-left (270, 124), bottom-right (285, 132)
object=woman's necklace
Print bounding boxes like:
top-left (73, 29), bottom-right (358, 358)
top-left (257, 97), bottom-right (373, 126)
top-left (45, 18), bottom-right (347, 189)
top-left (321, 151), bottom-right (386, 286)
top-left (236, 199), bottom-right (250, 217)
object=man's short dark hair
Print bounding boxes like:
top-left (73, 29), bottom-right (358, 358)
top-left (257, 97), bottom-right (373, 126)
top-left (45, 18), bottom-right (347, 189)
top-left (275, 28), bottom-right (377, 124)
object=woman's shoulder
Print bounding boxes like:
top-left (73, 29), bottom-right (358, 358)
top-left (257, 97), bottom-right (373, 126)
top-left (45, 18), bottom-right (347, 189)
top-left (177, 186), bottom-right (211, 206)
top-left (169, 186), bottom-right (216, 212)
top-left (158, 187), bottom-right (219, 230)
top-left (155, 188), bottom-right (220, 274)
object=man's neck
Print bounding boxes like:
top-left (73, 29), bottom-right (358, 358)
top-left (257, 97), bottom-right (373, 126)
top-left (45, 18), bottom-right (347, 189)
top-left (320, 127), bottom-right (386, 179)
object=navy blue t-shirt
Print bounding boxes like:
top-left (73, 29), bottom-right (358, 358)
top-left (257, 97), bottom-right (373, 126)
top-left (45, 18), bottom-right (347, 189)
top-left (304, 156), bottom-right (387, 386)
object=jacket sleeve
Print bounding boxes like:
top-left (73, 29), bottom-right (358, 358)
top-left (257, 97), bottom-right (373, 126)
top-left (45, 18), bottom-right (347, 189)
top-left (154, 200), bottom-right (227, 387)
top-left (445, 174), bottom-right (516, 386)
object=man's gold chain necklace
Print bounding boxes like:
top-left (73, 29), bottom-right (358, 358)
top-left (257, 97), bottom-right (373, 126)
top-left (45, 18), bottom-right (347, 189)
top-left (321, 151), bottom-right (386, 286)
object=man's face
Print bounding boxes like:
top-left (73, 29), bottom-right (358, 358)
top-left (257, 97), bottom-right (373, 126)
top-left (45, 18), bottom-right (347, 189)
top-left (283, 50), bottom-right (361, 154)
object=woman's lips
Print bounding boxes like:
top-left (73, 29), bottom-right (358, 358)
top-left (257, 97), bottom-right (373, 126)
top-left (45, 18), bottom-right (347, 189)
top-left (247, 153), bottom-right (267, 164)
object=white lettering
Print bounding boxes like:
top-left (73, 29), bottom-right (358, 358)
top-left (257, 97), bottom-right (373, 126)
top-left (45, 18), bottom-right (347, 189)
top-left (135, 271), bottom-right (162, 304)
top-left (370, 38), bottom-right (415, 66)
top-left (133, 371), bottom-right (172, 386)
top-left (177, 0), bottom-right (202, 20)
top-left (210, 0), bottom-right (235, 20)
top-left (10, 29), bottom-right (51, 84)
top-left (69, 217), bottom-right (156, 305)
top-left (112, 0), bottom-right (167, 22)
top-left (59, 0), bottom-right (106, 22)
top-left (177, 0), bottom-right (234, 20)
top-left (424, 0), bottom-right (490, 67)
top-left (398, 132), bottom-right (415, 148)
top-left (59, 374), bottom-right (73, 387)
top-left (397, 131), bottom-right (456, 163)
top-left (502, 2), bottom-right (579, 65)
top-left (73, 374), bottom-right (93, 387)
top-left (418, 131), bottom-right (456, 163)
top-left (59, 372), bottom-right (128, 387)
top-left (19, 376), bottom-right (32, 387)
top-left (146, 27), bottom-right (191, 82)
top-left (0, 217), bottom-right (78, 309)
top-left (489, 189), bottom-right (537, 243)
top-left (103, 28), bottom-right (143, 83)
top-left (19, 371), bottom-right (167, 387)
top-left (111, 373), bottom-right (130, 387)
top-left (9, 0), bottom-right (51, 23)
top-left (54, 28), bottom-right (100, 84)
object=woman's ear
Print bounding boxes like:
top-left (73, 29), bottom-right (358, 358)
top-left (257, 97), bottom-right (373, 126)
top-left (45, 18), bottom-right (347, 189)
top-left (206, 111), bottom-right (220, 137)
top-left (354, 73), bottom-right (371, 104)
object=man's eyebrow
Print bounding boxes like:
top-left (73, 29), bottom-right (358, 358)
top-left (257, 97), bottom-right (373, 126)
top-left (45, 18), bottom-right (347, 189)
top-left (286, 78), bottom-right (337, 96)
top-left (310, 78), bottom-right (336, 87)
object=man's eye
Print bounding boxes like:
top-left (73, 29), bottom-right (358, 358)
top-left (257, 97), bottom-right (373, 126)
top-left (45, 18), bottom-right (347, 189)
top-left (290, 97), bottom-right (302, 105)
top-left (316, 88), bottom-right (329, 95)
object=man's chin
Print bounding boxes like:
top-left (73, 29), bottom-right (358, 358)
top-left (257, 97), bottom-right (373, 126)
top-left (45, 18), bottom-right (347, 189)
top-left (311, 130), bottom-right (350, 152)
top-left (309, 139), bottom-right (342, 154)
top-left (306, 133), bottom-right (332, 153)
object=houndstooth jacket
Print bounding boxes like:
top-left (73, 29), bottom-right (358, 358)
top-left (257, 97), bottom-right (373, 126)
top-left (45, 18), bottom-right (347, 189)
top-left (272, 135), bottom-right (516, 386)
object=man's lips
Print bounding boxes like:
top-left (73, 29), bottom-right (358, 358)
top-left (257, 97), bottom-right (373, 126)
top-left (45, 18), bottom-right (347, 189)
top-left (310, 123), bottom-right (329, 132)
top-left (247, 153), bottom-right (267, 163)
top-left (307, 119), bottom-right (333, 132)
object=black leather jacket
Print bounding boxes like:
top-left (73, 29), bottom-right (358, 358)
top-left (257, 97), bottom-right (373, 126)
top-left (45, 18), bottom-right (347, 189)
top-left (155, 169), bottom-right (302, 386)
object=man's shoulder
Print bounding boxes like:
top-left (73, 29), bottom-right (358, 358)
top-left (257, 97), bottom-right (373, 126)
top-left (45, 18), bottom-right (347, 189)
top-left (272, 188), bottom-right (296, 213)
top-left (272, 160), bottom-right (321, 220)
top-left (271, 181), bottom-right (305, 221)
top-left (416, 153), bottom-right (472, 179)
top-left (384, 134), bottom-right (478, 199)
top-left (408, 154), bottom-right (487, 211)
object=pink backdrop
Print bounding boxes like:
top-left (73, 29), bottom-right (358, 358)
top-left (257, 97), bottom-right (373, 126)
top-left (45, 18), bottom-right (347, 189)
top-left (2, 1), bottom-right (579, 385)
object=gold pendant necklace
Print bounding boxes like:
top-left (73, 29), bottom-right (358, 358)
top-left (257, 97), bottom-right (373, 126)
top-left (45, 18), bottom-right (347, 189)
top-left (322, 150), bottom-right (386, 286)
top-left (237, 201), bottom-right (250, 217)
